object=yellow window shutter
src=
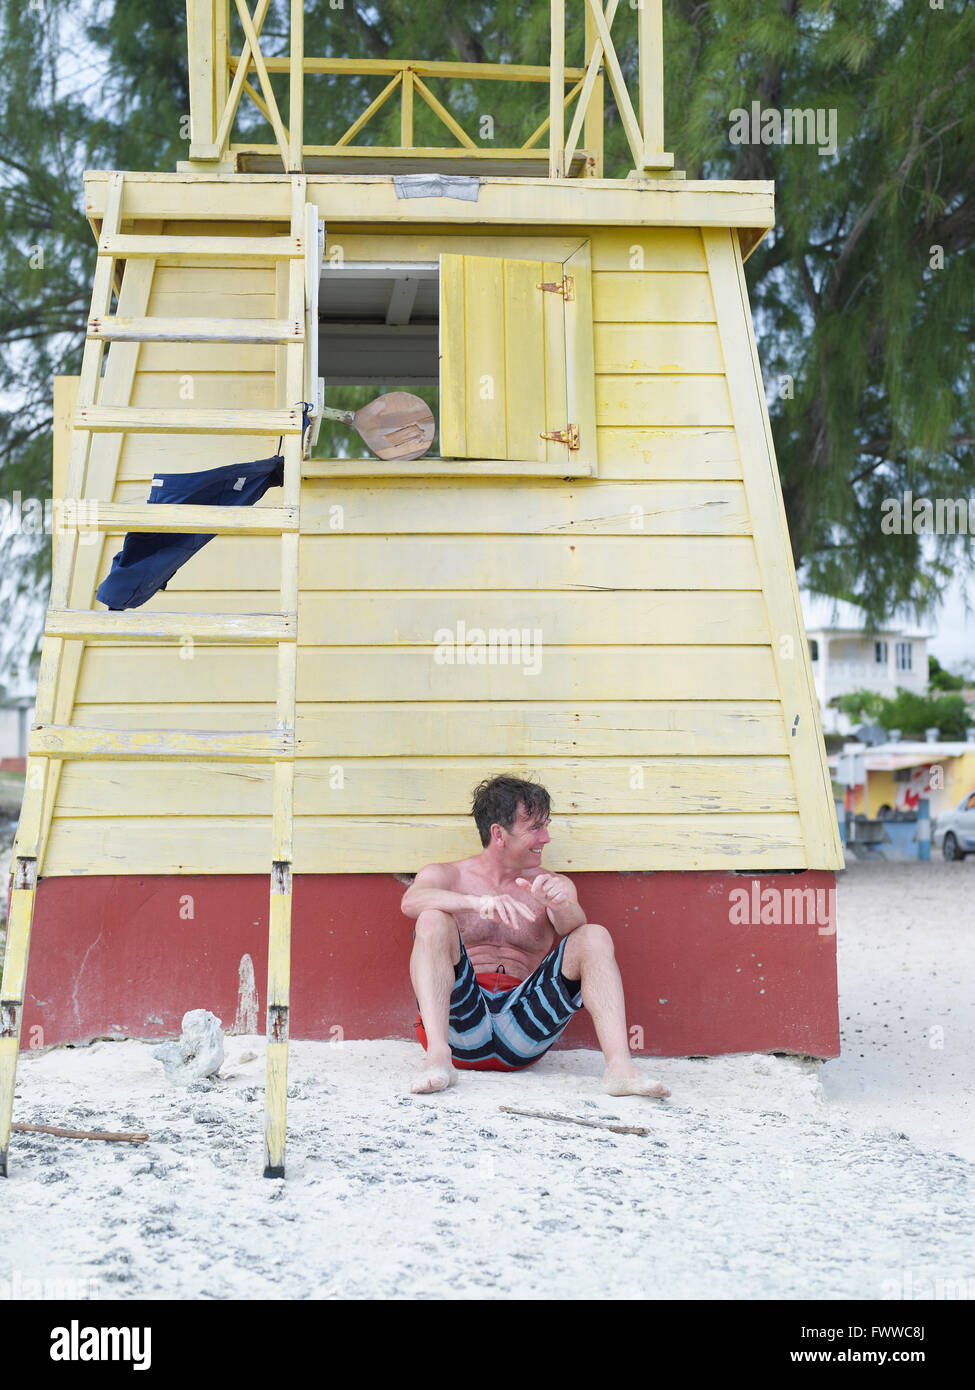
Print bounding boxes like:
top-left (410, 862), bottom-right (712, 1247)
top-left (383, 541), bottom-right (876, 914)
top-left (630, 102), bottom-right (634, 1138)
top-left (439, 248), bottom-right (596, 466)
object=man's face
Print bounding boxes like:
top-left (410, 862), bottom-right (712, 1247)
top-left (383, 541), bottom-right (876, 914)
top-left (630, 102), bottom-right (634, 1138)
top-left (496, 804), bottom-right (551, 865)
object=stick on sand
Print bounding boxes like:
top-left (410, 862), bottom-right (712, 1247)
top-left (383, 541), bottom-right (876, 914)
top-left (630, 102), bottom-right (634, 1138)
top-left (12, 1123), bottom-right (149, 1143)
top-left (499, 1105), bottom-right (659, 1139)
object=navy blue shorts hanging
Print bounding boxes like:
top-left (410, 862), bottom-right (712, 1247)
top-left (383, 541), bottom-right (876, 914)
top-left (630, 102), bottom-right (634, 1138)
top-left (96, 454), bottom-right (285, 610)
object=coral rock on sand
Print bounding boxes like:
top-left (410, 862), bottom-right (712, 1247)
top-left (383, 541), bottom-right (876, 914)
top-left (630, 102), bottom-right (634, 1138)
top-left (152, 1010), bottom-right (225, 1086)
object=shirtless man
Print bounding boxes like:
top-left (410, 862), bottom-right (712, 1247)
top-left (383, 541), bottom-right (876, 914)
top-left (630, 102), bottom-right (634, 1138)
top-left (400, 774), bottom-right (672, 1099)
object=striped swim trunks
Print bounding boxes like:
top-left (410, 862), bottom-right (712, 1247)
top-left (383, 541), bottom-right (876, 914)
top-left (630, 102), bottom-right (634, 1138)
top-left (415, 932), bottom-right (585, 1071)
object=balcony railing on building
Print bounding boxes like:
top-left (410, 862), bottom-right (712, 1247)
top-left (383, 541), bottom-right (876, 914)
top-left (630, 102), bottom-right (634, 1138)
top-left (185, 0), bottom-right (674, 178)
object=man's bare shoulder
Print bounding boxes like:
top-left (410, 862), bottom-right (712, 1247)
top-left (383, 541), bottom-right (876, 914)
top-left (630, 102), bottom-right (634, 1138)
top-left (410, 856), bottom-right (481, 889)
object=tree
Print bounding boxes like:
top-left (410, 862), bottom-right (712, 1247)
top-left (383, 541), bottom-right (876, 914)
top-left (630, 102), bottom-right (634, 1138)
top-left (665, 0), bottom-right (975, 628)
top-left (837, 685), bottom-right (971, 739)
top-left (1, 0), bottom-right (973, 650)
top-left (928, 654), bottom-right (966, 692)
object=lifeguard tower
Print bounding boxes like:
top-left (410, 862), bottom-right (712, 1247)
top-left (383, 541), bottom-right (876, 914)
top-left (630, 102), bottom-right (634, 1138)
top-left (1, 1), bottom-right (843, 1178)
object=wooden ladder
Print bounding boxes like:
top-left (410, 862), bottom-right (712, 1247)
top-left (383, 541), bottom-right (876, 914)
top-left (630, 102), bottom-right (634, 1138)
top-left (0, 171), bottom-right (318, 1179)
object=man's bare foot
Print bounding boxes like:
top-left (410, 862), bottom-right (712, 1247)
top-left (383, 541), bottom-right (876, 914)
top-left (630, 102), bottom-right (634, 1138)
top-left (410, 1053), bottom-right (457, 1094)
top-left (603, 1066), bottom-right (671, 1099)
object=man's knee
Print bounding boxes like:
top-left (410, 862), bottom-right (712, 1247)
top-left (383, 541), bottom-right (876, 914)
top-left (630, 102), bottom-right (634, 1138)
top-left (413, 909), bottom-right (462, 963)
top-left (565, 922), bottom-right (615, 965)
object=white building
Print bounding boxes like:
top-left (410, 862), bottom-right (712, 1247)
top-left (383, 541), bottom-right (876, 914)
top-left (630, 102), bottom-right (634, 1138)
top-left (0, 662), bottom-right (36, 769)
top-left (800, 593), bottom-right (931, 736)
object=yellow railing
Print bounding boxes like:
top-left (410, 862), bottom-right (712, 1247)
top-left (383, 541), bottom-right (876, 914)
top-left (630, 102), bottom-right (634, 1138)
top-left (185, 0), bottom-right (673, 177)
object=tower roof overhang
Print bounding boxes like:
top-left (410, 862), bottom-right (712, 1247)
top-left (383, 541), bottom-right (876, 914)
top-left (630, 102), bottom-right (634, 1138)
top-left (84, 170), bottom-right (775, 261)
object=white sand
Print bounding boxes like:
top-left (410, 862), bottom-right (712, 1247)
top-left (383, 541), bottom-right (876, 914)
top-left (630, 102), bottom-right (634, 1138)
top-left (1, 857), bottom-right (973, 1301)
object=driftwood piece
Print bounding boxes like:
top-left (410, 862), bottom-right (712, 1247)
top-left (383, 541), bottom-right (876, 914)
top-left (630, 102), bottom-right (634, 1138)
top-left (12, 1122), bottom-right (149, 1143)
top-left (499, 1105), bottom-right (658, 1138)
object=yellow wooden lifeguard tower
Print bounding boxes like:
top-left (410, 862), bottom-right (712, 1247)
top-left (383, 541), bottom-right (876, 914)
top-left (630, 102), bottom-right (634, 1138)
top-left (1, 1), bottom-right (843, 1179)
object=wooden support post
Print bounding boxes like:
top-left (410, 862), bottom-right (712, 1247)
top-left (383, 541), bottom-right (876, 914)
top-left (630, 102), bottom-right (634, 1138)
top-left (401, 66), bottom-right (414, 148)
top-left (566, 0), bottom-right (616, 174)
top-left (214, 0), bottom-right (230, 117)
top-left (288, 0), bottom-right (304, 170)
top-left (549, 0), bottom-right (565, 179)
top-left (584, 0), bottom-right (605, 176)
top-left (638, 0), bottom-right (666, 169)
top-left (187, 0), bottom-right (218, 157)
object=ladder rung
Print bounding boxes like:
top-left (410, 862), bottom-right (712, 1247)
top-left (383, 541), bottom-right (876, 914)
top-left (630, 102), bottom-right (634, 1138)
top-left (87, 316), bottom-right (304, 345)
top-left (98, 235), bottom-right (304, 262)
top-left (30, 726), bottom-right (294, 762)
top-left (58, 503), bottom-right (298, 536)
top-left (45, 611), bottom-right (296, 643)
top-left (76, 406), bottom-right (301, 435)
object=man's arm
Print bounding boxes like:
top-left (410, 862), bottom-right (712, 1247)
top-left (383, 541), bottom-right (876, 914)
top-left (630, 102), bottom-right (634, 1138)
top-left (400, 862), bottom-right (478, 920)
top-left (401, 862), bottom-right (537, 931)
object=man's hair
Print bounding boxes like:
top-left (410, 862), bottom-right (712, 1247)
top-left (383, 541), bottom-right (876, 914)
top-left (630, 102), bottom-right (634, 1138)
top-left (470, 775), bottom-right (551, 848)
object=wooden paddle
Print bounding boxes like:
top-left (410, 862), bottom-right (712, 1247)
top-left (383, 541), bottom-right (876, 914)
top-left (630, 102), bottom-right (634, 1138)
top-left (321, 391), bottom-right (435, 461)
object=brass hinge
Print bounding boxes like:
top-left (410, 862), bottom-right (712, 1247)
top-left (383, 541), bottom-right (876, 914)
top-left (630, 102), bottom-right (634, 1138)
top-left (540, 423), bottom-right (580, 450)
top-left (536, 275), bottom-right (575, 301)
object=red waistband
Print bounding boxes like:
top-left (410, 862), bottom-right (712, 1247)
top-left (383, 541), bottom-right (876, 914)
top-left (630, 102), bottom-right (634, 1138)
top-left (474, 970), bottom-right (521, 994)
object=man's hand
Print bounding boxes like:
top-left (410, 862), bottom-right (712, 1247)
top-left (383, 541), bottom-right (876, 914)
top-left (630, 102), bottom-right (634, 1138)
top-left (477, 894), bottom-right (536, 930)
top-left (514, 874), bottom-right (570, 908)
top-left (515, 873), bottom-right (586, 934)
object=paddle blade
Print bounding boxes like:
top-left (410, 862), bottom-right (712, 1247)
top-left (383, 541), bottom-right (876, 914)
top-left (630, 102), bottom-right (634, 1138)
top-left (352, 392), bottom-right (436, 461)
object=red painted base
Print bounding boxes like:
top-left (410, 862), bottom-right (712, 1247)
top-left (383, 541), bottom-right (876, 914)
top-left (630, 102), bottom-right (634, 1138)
top-left (19, 871), bottom-right (839, 1057)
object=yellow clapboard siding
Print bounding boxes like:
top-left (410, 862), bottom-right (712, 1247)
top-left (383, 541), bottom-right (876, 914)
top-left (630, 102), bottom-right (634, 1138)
top-left (313, 591), bottom-right (766, 644)
top-left (296, 480), bottom-right (749, 534)
top-left (589, 226), bottom-right (706, 272)
top-left (55, 756), bottom-right (796, 816)
top-left (31, 726), bottom-right (292, 761)
top-left (118, 435), bottom-right (286, 476)
top-left (594, 323), bottom-right (724, 374)
top-left (75, 646), bottom-right (778, 703)
top-left (594, 428), bottom-right (740, 479)
top-left (119, 433), bottom-right (741, 485)
top-left (40, 813), bottom-right (806, 875)
top-left (114, 480), bottom-right (752, 532)
top-left (149, 265), bottom-right (277, 295)
top-left (145, 535), bottom-right (760, 592)
top-left (596, 375), bottom-right (733, 428)
top-left (79, 590), bottom-right (767, 643)
top-left (703, 226), bottom-right (843, 868)
top-left (80, 502), bottom-right (296, 534)
top-left (71, 702), bottom-right (790, 756)
top-left (130, 373), bottom-right (274, 408)
top-left (592, 272), bottom-right (715, 322)
top-left (141, 293), bottom-right (278, 318)
top-left (31, 198), bottom-right (838, 885)
top-left (136, 342), bottom-right (278, 372)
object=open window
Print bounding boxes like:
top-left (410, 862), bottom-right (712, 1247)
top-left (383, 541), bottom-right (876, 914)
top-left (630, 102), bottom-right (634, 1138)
top-left (310, 240), bottom-right (596, 473)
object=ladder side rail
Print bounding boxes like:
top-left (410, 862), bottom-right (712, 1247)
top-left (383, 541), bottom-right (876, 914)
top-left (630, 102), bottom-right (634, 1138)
top-left (263, 177), bottom-right (307, 1178)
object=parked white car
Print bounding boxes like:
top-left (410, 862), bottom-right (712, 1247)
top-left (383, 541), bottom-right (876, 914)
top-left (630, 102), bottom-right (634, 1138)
top-left (932, 790), bottom-right (975, 861)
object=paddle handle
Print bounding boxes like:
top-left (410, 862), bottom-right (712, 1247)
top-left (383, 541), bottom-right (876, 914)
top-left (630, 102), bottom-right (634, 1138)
top-left (319, 405), bottom-right (356, 424)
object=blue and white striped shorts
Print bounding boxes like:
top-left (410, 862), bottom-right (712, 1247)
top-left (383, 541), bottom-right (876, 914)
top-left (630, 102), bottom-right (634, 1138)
top-left (418, 932), bottom-right (585, 1070)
